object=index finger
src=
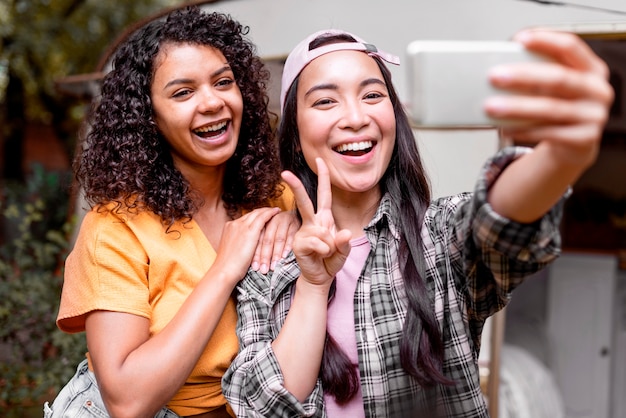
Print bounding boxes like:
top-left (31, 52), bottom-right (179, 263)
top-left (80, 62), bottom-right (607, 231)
top-left (281, 170), bottom-right (316, 224)
top-left (314, 158), bottom-right (332, 215)
top-left (513, 29), bottom-right (609, 78)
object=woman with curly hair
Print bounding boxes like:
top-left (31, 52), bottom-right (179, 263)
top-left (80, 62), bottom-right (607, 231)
top-left (45, 6), bottom-right (294, 418)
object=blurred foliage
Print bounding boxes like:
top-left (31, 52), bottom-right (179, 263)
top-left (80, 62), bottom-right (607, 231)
top-left (0, 0), bottom-right (186, 173)
top-left (0, 1), bottom-right (192, 415)
top-left (0, 164), bottom-right (79, 416)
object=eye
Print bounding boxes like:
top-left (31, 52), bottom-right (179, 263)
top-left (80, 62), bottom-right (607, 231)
top-left (216, 77), bottom-right (235, 88)
top-left (363, 91), bottom-right (386, 101)
top-left (172, 88), bottom-right (193, 99)
top-left (312, 97), bottom-right (336, 107)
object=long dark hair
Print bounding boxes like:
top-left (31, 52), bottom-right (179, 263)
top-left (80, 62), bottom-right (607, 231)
top-left (278, 34), bottom-right (453, 403)
top-left (76, 6), bottom-right (281, 229)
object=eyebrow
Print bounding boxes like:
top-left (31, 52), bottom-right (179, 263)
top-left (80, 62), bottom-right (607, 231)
top-left (162, 65), bottom-right (233, 90)
top-left (304, 77), bottom-right (386, 99)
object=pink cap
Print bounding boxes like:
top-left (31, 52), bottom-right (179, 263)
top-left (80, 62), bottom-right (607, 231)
top-left (280, 29), bottom-right (400, 112)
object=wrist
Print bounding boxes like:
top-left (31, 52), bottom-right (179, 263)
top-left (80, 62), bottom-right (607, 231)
top-left (538, 139), bottom-right (599, 172)
top-left (295, 276), bottom-right (333, 299)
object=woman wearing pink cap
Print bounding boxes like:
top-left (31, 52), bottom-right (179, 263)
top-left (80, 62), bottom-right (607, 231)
top-left (222, 28), bottom-right (612, 417)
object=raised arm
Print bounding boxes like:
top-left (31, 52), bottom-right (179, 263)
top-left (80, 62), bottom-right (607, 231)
top-left (484, 29), bottom-right (614, 223)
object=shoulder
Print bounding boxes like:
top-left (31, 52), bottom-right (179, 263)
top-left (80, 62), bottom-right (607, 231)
top-left (424, 192), bottom-right (473, 228)
top-left (79, 203), bottom-right (168, 235)
top-left (238, 255), bottom-right (300, 305)
top-left (71, 205), bottom-right (158, 261)
top-left (270, 182), bottom-right (296, 211)
top-left (428, 193), bottom-right (473, 212)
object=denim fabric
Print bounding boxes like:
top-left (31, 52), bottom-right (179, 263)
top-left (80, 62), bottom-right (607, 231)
top-left (43, 359), bottom-right (180, 418)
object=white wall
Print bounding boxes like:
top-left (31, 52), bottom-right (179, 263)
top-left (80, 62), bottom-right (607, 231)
top-left (201, 0), bottom-right (625, 198)
top-left (205, 0), bottom-right (625, 103)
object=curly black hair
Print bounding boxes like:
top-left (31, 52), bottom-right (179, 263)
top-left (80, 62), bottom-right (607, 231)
top-left (75, 5), bottom-right (281, 228)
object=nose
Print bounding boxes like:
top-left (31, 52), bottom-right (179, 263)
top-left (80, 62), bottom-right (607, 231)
top-left (197, 87), bottom-right (224, 114)
top-left (338, 99), bottom-right (370, 131)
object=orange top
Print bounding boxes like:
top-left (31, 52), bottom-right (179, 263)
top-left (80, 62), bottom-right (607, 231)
top-left (57, 189), bottom-right (294, 416)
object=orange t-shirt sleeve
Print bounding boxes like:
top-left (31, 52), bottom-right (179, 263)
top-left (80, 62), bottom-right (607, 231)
top-left (57, 209), bottom-right (151, 333)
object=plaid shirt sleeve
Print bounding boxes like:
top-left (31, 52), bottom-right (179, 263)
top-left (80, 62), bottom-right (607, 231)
top-left (455, 145), bottom-right (566, 322)
top-left (222, 262), bottom-right (325, 417)
top-left (423, 146), bottom-right (567, 417)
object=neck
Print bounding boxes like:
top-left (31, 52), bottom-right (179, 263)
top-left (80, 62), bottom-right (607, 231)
top-left (179, 165), bottom-right (226, 204)
top-left (331, 187), bottom-right (381, 238)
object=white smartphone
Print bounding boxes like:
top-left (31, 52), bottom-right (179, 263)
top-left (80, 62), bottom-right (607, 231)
top-left (405, 40), bottom-right (550, 128)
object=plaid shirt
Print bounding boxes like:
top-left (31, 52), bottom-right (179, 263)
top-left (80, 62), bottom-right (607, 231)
top-left (222, 147), bottom-right (565, 417)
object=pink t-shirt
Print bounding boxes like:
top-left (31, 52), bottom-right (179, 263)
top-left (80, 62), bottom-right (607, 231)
top-left (324, 234), bottom-right (370, 417)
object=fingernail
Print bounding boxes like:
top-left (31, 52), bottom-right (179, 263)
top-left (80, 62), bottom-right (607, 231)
top-left (488, 65), bottom-right (512, 83)
top-left (270, 261), bottom-right (277, 271)
top-left (484, 97), bottom-right (509, 115)
top-left (260, 264), bottom-right (268, 274)
top-left (251, 261), bottom-right (260, 271)
top-left (514, 29), bottom-right (533, 44)
top-left (282, 249), bottom-right (290, 258)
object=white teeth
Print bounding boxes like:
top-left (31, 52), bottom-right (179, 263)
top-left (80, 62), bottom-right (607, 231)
top-left (335, 141), bottom-right (373, 153)
top-left (194, 121), bottom-right (227, 133)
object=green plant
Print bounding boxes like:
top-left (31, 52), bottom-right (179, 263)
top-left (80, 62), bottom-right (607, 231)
top-left (0, 164), bottom-right (86, 417)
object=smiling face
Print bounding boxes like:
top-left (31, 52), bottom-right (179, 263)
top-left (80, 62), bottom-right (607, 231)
top-left (296, 50), bottom-right (396, 202)
top-left (151, 43), bottom-right (243, 180)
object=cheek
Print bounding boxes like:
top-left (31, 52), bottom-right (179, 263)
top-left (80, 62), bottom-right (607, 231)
top-left (297, 111), bottom-right (331, 146)
top-left (154, 113), bottom-right (181, 139)
top-left (152, 112), bottom-right (168, 135)
top-left (230, 87), bottom-right (244, 120)
top-left (299, 124), bottom-right (329, 158)
top-left (299, 136), bottom-right (322, 166)
top-left (298, 124), bottom-right (329, 172)
top-left (379, 105), bottom-right (396, 137)
top-left (376, 107), bottom-right (397, 163)
top-left (152, 99), bottom-right (183, 130)
top-left (151, 100), bottom-right (165, 129)
top-left (385, 122), bottom-right (397, 145)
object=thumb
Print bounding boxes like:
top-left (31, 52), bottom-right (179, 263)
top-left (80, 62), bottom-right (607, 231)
top-left (323, 229), bottom-right (353, 277)
top-left (335, 229), bottom-right (353, 258)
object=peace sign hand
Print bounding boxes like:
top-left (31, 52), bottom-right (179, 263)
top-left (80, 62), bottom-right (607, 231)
top-left (280, 158), bottom-right (352, 289)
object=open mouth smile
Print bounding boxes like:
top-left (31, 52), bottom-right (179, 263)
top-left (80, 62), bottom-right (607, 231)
top-left (193, 120), bottom-right (228, 139)
top-left (333, 140), bottom-right (374, 156)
